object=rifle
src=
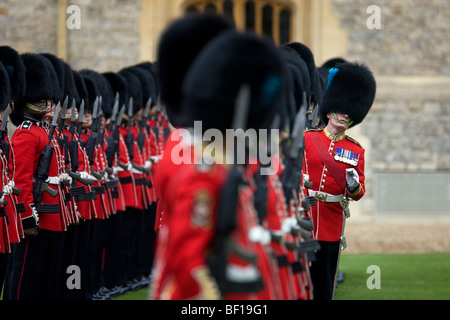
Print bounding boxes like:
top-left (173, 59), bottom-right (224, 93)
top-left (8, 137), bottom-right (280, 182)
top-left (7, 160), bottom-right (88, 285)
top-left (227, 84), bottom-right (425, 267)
top-left (33, 102), bottom-right (60, 204)
top-left (66, 99), bottom-right (93, 186)
top-left (0, 104), bottom-right (21, 196)
top-left (207, 84), bottom-right (259, 295)
top-left (136, 97), bottom-right (152, 153)
top-left (306, 103), bottom-right (319, 130)
top-left (279, 92), bottom-right (307, 209)
top-left (57, 96), bottom-right (70, 172)
top-left (76, 99), bottom-right (85, 136)
top-left (125, 97), bottom-right (134, 162)
top-left (124, 97), bottom-right (149, 174)
top-left (112, 104), bottom-right (128, 171)
top-left (84, 97), bottom-right (105, 181)
top-left (84, 96), bottom-right (98, 165)
top-left (104, 93), bottom-right (120, 175)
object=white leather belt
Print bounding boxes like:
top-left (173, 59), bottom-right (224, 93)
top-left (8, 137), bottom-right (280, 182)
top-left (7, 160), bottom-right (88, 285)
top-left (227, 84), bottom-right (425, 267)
top-left (308, 190), bottom-right (344, 203)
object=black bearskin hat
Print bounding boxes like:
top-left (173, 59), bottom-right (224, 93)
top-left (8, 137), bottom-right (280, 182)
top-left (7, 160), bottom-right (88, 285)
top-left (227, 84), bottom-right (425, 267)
top-left (0, 62), bottom-right (11, 112)
top-left (62, 62), bottom-right (79, 106)
top-left (319, 62), bottom-right (376, 128)
top-left (157, 12), bottom-right (235, 127)
top-left (40, 53), bottom-right (65, 103)
top-left (119, 69), bottom-right (142, 116)
top-left (317, 57), bottom-right (348, 94)
top-left (102, 72), bottom-right (129, 110)
top-left (182, 30), bottom-right (286, 132)
top-left (282, 42), bottom-right (320, 106)
top-left (79, 70), bottom-right (99, 113)
top-left (0, 46), bottom-right (26, 102)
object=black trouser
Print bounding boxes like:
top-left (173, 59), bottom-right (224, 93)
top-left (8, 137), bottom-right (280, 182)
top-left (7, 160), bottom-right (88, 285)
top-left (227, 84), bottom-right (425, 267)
top-left (3, 229), bottom-right (65, 300)
top-left (309, 240), bottom-right (340, 300)
top-left (0, 253), bottom-right (9, 297)
top-left (103, 210), bottom-right (126, 289)
top-left (60, 223), bottom-right (80, 299)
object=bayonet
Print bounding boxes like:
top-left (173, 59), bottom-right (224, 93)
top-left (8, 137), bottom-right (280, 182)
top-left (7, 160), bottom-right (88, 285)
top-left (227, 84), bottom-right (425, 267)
top-left (143, 97), bottom-right (152, 119)
top-left (1, 103), bottom-right (10, 133)
top-left (232, 83), bottom-right (251, 131)
top-left (58, 95), bottom-right (69, 133)
top-left (127, 96), bottom-right (133, 127)
top-left (116, 104), bottom-right (126, 126)
top-left (288, 93), bottom-right (307, 160)
top-left (48, 101), bottom-right (61, 140)
top-left (77, 99), bottom-right (85, 135)
top-left (92, 97), bottom-right (99, 120)
top-left (110, 93), bottom-right (119, 124)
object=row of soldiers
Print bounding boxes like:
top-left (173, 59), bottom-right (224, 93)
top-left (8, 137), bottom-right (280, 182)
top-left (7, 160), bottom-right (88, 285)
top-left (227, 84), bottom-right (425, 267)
top-left (0, 12), bottom-right (374, 300)
top-left (0, 43), bottom-right (167, 299)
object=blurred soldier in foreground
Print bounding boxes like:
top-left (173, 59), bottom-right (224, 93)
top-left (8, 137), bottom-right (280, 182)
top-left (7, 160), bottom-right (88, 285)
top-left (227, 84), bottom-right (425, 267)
top-left (152, 29), bottom-right (287, 300)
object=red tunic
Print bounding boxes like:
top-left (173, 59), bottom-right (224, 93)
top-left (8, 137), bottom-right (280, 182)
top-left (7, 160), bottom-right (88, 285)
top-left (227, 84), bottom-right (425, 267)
top-left (1, 134), bottom-right (22, 247)
top-left (129, 125), bottom-right (149, 210)
top-left (117, 126), bottom-right (137, 208)
top-left (302, 128), bottom-right (365, 241)
top-left (155, 161), bottom-right (228, 300)
top-left (0, 148), bottom-right (11, 253)
top-left (11, 120), bottom-right (68, 231)
top-left (264, 156), bottom-right (296, 300)
top-left (71, 130), bottom-right (98, 220)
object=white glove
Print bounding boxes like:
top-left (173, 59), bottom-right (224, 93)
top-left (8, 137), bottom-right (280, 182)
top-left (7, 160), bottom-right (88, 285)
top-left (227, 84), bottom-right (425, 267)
top-left (248, 225), bottom-right (271, 245)
top-left (346, 168), bottom-right (359, 189)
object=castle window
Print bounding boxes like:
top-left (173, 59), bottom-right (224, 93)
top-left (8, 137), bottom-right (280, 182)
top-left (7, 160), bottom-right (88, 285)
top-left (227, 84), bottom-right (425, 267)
top-left (182, 0), bottom-right (293, 45)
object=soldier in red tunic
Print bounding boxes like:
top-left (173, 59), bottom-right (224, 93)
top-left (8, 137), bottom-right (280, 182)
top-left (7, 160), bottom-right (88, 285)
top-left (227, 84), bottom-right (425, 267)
top-left (150, 13), bottom-right (235, 299)
top-left (4, 53), bottom-right (68, 300)
top-left (0, 47), bottom-right (26, 295)
top-left (302, 62), bottom-right (376, 300)
top-left (153, 30), bottom-right (286, 300)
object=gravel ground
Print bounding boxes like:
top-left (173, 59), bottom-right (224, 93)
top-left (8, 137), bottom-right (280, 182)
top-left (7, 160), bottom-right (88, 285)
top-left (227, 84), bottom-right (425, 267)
top-left (343, 221), bottom-right (450, 254)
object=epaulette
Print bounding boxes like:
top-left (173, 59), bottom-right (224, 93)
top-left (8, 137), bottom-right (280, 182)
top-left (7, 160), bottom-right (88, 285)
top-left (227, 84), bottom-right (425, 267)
top-left (346, 135), bottom-right (363, 148)
top-left (20, 120), bottom-right (33, 130)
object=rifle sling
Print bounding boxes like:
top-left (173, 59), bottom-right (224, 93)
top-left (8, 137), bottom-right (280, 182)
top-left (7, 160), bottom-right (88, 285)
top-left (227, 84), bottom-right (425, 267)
top-left (309, 131), bottom-right (346, 192)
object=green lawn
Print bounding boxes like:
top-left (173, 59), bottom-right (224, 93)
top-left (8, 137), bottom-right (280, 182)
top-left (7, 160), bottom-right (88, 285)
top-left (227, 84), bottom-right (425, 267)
top-left (334, 253), bottom-right (450, 300)
top-left (115, 253), bottom-right (450, 300)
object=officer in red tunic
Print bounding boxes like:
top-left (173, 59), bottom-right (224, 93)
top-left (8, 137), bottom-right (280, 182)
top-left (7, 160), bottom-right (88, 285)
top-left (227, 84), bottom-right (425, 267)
top-left (302, 62), bottom-right (376, 300)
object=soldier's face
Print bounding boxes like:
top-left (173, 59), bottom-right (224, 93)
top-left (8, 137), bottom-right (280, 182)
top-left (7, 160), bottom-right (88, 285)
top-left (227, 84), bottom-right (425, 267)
top-left (83, 112), bottom-right (92, 128)
top-left (327, 112), bottom-right (352, 133)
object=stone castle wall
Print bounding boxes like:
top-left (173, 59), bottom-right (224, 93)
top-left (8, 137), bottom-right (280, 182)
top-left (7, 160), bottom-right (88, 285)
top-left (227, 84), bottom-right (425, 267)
top-left (1, 0), bottom-right (449, 217)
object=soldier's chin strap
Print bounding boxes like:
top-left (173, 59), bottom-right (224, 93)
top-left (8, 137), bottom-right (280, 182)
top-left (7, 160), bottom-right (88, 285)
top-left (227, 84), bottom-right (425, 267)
top-left (330, 112), bottom-right (353, 128)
